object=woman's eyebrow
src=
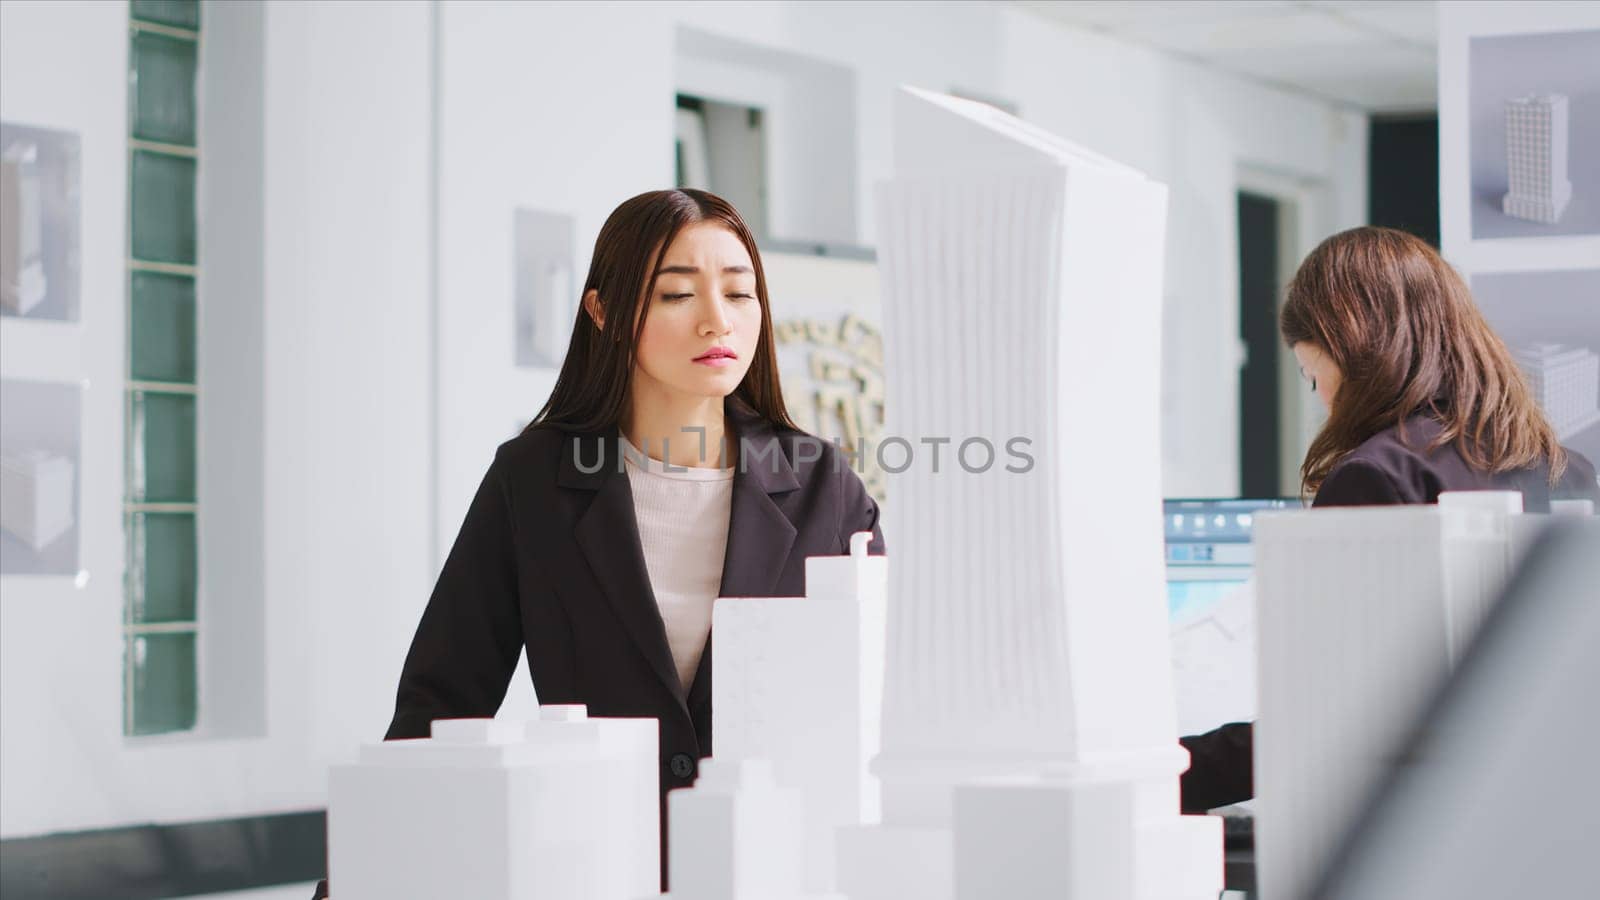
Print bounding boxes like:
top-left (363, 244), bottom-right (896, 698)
top-left (657, 265), bottom-right (754, 275)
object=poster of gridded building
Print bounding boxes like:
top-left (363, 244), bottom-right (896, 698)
top-left (1472, 268), bottom-right (1600, 469)
top-left (1513, 343), bottom-right (1600, 439)
top-left (1502, 95), bottom-right (1572, 225)
top-left (1469, 29), bottom-right (1600, 238)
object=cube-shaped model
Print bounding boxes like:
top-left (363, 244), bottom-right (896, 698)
top-left (664, 758), bottom-right (840, 900)
top-left (954, 777), bottom-right (1137, 900)
top-left (712, 531), bottom-right (887, 892)
top-left (0, 450), bottom-right (75, 550)
top-left (328, 705), bottom-right (657, 900)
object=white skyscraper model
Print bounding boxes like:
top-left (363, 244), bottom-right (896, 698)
top-left (328, 706), bottom-right (657, 900)
top-left (1515, 342), bottom-right (1600, 440)
top-left (1253, 494), bottom-right (1541, 900)
top-left (0, 141), bottom-right (48, 316)
top-left (829, 87), bottom-right (1218, 900)
top-left (0, 449), bottom-right (75, 550)
top-left (710, 531), bottom-right (887, 892)
top-left (1502, 94), bottom-right (1573, 225)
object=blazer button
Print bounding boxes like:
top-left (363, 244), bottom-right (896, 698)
top-left (669, 752), bottom-right (697, 780)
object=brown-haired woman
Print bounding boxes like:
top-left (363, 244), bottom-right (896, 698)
top-left (314, 189), bottom-right (883, 898)
top-left (1179, 225), bottom-right (1599, 815)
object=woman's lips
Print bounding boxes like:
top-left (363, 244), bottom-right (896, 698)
top-left (694, 348), bottom-right (737, 367)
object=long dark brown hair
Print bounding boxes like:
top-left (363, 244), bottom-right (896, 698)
top-left (528, 189), bottom-right (796, 434)
top-left (1280, 226), bottom-right (1565, 497)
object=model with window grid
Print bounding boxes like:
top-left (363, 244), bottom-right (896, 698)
top-left (1515, 342), bottom-right (1600, 440)
top-left (1502, 94), bottom-right (1573, 225)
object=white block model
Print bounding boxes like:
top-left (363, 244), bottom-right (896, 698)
top-left (1254, 495), bottom-right (1539, 900)
top-left (664, 758), bottom-right (841, 900)
top-left (1501, 94), bottom-right (1573, 224)
top-left (328, 705), bottom-right (657, 900)
top-left (0, 449), bottom-right (75, 550)
top-left (711, 531), bottom-right (887, 892)
top-left (0, 141), bottom-right (47, 316)
top-left (1514, 343), bottom-right (1600, 440)
top-left (836, 87), bottom-right (1217, 900)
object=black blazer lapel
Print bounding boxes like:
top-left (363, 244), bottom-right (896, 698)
top-left (563, 429), bottom-right (686, 706)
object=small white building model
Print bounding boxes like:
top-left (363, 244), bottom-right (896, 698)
top-left (664, 758), bottom-right (841, 900)
top-left (0, 141), bottom-right (47, 316)
top-left (1502, 94), bottom-right (1573, 225)
top-left (711, 531), bottom-right (887, 892)
top-left (0, 449), bottom-right (75, 551)
top-left (328, 706), bottom-right (658, 900)
top-left (1515, 342), bottom-right (1600, 440)
top-left (1253, 494), bottom-right (1541, 900)
top-left (832, 86), bottom-right (1218, 900)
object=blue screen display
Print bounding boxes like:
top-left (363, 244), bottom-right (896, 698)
top-left (1167, 579), bottom-right (1249, 620)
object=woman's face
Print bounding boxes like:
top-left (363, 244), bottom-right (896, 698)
top-left (631, 221), bottom-right (763, 404)
top-left (1292, 341), bottom-right (1343, 412)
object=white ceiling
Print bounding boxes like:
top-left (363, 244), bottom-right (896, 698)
top-left (1013, 1), bottom-right (1438, 113)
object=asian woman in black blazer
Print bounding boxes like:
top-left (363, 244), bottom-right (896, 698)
top-left (314, 189), bottom-right (883, 898)
top-left (1179, 226), bottom-right (1600, 813)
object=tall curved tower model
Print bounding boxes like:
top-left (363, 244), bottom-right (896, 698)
top-left (836, 88), bottom-right (1220, 900)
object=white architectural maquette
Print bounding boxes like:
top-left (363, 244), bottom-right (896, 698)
top-left (829, 87), bottom-right (1219, 900)
top-left (0, 449), bottom-right (75, 550)
top-left (709, 530), bottom-right (887, 893)
top-left (1253, 493), bottom-right (1543, 900)
top-left (1514, 342), bottom-right (1600, 440)
top-left (0, 141), bottom-right (48, 316)
top-left (663, 758), bottom-right (843, 900)
top-left (1501, 94), bottom-right (1573, 225)
top-left (327, 706), bottom-right (658, 900)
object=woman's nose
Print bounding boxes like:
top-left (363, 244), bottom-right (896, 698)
top-left (699, 301), bottom-right (731, 335)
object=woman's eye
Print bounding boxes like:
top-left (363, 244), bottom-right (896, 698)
top-left (662, 292), bottom-right (693, 302)
top-left (727, 292), bottom-right (755, 301)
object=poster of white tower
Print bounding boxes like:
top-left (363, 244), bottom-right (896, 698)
top-left (1502, 94), bottom-right (1573, 224)
top-left (1514, 343), bottom-right (1600, 440)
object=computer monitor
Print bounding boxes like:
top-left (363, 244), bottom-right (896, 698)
top-left (1163, 498), bottom-right (1297, 737)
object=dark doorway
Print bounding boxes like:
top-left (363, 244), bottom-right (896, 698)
top-left (1238, 191), bottom-right (1282, 497)
top-left (1369, 115), bottom-right (1440, 247)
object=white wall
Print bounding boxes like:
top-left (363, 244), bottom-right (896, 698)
top-left (1, 0), bottom-right (132, 838)
top-left (1437, 0), bottom-right (1600, 276)
top-left (0, 0), bottom-right (433, 839)
top-left (2, 0), bottom-right (1366, 839)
